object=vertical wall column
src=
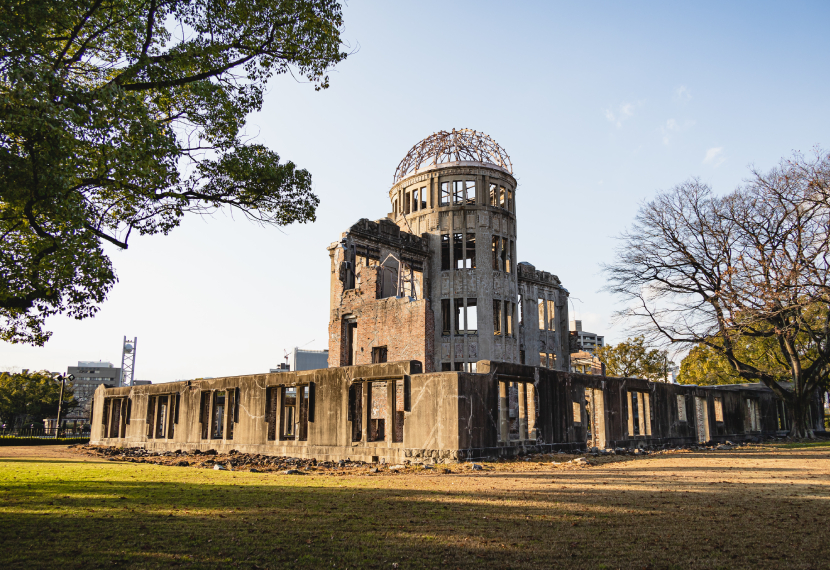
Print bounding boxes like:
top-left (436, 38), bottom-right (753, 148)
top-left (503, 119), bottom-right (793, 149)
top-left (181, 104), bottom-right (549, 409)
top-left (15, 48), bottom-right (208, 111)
top-left (361, 380), bottom-right (369, 444)
top-left (527, 384), bottom-right (537, 439)
top-left (499, 381), bottom-right (509, 443)
top-left (518, 383), bottom-right (528, 440)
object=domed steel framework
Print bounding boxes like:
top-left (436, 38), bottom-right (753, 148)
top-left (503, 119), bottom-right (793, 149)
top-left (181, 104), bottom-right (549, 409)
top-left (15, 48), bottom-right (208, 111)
top-left (393, 129), bottom-right (513, 183)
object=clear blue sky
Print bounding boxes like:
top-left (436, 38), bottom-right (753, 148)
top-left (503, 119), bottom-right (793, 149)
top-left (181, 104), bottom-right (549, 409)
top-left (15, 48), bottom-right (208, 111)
top-left (3, 1), bottom-right (829, 380)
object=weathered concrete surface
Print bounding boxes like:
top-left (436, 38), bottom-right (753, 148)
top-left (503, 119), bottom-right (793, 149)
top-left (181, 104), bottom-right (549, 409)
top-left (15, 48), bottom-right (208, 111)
top-left (91, 359), bottom-right (826, 463)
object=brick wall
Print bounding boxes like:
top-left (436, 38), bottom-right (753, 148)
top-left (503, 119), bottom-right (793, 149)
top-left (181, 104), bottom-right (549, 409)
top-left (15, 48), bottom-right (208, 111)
top-left (329, 264), bottom-right (435, 371)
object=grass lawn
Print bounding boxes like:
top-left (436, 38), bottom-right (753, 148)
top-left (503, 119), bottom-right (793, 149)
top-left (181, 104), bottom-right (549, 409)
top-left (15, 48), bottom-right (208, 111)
top-left (0, 445), bottom-right (828, 569)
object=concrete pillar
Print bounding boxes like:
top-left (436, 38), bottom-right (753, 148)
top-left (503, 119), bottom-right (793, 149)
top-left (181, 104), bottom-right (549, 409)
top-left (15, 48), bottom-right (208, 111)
top-left (499, 381), bottom-right (508, 443)
top-left (518, 382), bottom-right (528, 441)
top-left (362, 381), bottom-right (369, 444)
top-left (527, 384), bottom-right (537, 439)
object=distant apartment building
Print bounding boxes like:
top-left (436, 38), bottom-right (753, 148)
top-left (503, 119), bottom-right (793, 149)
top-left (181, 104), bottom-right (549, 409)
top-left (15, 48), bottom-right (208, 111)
top-left (66, 361), bottom-right (121, 422)
top-left (569, 320), bottom-right (604, 354)
top-left (270, 348), bottom-right (330, 373)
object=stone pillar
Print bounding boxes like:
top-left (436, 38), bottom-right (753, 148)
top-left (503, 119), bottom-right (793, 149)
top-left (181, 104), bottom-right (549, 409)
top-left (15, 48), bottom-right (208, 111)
top-left (499, 381), bottom-right (508, 443)
top-left (518, 383), bottom-right (528, 441)
top-left (527, 384), bottom-right (537, 439)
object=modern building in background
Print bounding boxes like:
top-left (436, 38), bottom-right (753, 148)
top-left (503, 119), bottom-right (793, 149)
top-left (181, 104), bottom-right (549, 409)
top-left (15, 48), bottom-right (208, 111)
top-left (270, 348), bottom-right (330, 373)
top-left (569, 320), bottom-right (605, 354)
top-left (66, 361), bottom-right (121, 422)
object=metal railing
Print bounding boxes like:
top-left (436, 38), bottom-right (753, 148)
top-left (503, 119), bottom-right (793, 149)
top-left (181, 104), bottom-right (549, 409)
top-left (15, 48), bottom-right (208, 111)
top-left (0, 427), bottom-right (90, 438)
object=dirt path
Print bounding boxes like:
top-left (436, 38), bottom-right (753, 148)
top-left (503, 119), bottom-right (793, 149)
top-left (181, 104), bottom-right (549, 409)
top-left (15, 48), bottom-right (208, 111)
top-left (0, 445), bottom-right (102, 461)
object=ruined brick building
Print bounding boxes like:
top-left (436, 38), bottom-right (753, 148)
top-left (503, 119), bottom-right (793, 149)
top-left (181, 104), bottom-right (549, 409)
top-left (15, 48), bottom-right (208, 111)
top-left (90, 130), bottom-right (826, 462)
top-left (327, 129), bottom-right (569, 375)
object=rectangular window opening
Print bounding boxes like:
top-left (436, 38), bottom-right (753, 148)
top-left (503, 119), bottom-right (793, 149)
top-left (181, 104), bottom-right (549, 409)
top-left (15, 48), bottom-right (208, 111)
top-left (440, 182), bottom-right (450, 206)
top-left (453, 180), bottom-right (464, 204)
top-left (714, 397), bottom-right (724, 423)
top-left (538, 299), bottom-right (546, 330)
top-left (465, 233), bottom-right (476, 269)
top-left (677, 395), bottom-right (687, 422)
top-left (492, 236), bottom-right (500, 271)
top-left (393, 380), bottom-right (405, 443)
top-left (546, 299), bottom-right (555, 331)
top-left (155, 395), bottom-right (168, 439)
top-left (441, 234), bottom-right (450, 271)
top-left (281, 387), bottom-right (296, 439)
top-left (211, 391), bottom-right (226, 440)
top-left (372, 346), bottom-right (388, 364)
top-left (465, 180), bottom-right (476, 204)
top-left (349, 383), bottom-right (363, 442)
top-left (368, 382), bottom-right (387, 442)
top-left (441, 299), bottom-right (451, 336)
top-left (489, 183), bottom-right (498, 206)
top-left (502, 237), bottom-right (510, 273)
top-left (298, 386), bottom-right (309, 441)
top-left (454, 233), bottom-right (464, 269)
top-left (493, 300), bottom-right (502, 336)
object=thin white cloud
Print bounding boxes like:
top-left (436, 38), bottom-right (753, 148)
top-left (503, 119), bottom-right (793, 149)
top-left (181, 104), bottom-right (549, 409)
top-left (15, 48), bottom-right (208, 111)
top-left (674, 86), bottom-right (692, 102)
top-left (604, 102), bottom-right (635, 128)
top-left (703, 147), bottom-right (725, 166)
top-left (660, 118), bottom-right (695, 145)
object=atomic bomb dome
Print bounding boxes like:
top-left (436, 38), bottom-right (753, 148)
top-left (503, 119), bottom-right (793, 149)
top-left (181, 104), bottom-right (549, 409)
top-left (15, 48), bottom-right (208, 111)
top-left (393, 128), bottom-right (513, 183)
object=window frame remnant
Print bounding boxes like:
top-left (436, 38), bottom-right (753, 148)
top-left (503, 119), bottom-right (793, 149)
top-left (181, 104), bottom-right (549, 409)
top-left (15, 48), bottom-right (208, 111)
top-left (368, 381), bottom-right (387, 442)
top-left (465, 180), bottom-right (476, 204)
top-left (211, 390), bottom-right (226, 440)
top-left (465, 233), bottom-right (476, 269)
top-left (677, 394), bottom-right (687, 422)
top-left (453, 233), bottom-right (464, 269)
top-left (441, 298), bottom-right (451, 336)
top-left (441, 234), bottom-right (450, 271)
top-left (265, 387), bottom-right (278, 441)
top-left (441, 182), bottom-right (450, 206)
top-left (572, 400), bottom-right (582, 424)
top-left (349, 383), bottom-right (363, 442)
top-left (453, 180), bottom-right (464, 204)
top-left (280, 386), bottom-right (296, 440)
top-left (372, 346), bottom-right (388, 363)
top-left (493, 299), bottom-right (502, 336)
top-left (546, 299), bottom-right (555, 330)
top-left (714, 397), bottom-right (724, 423)
top-left (199, 391), bottom-right (210, 439)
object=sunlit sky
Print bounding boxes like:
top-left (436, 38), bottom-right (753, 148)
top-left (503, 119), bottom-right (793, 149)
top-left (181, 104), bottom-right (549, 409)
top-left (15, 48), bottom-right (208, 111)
top-left (3, 1), bottom-right (829, 381)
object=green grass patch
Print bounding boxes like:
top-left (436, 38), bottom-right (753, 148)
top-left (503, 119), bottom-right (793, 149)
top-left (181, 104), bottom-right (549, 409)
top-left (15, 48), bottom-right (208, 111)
top-left (1, 448), bottom-right (829, 568)
top-left (770, 439), bottom-right (830, 449)
top-left (0, 437), bottom-right (89, 446)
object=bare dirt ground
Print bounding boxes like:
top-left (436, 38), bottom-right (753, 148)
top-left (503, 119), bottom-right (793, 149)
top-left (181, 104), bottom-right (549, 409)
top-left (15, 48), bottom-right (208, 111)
top-left (1, 443), bottom-right (828, 568)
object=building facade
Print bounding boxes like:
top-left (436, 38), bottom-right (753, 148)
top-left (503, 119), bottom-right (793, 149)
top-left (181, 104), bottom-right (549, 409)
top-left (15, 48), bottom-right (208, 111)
top-left (67, 361), bottom-right (121, 422)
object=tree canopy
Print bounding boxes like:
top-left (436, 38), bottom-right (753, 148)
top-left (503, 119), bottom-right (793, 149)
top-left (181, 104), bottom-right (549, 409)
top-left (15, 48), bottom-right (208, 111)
top-left (0, 0), bottom-right (348, 344)
top-left (604, 150), bottom-right (830, 437)
top-left (0, 370), bottom-right (77, 427)
top-left (594, 336), bottom-right (673, 380)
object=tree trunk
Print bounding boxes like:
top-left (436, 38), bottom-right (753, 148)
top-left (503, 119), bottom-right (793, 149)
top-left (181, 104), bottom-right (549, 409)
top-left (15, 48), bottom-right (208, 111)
top-left (787, 395), bottom-right (815, 439)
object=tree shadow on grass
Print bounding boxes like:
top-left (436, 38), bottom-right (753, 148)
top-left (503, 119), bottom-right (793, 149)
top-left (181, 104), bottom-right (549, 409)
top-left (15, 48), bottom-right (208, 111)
top-left (0, 459), bottom-right (828, 569)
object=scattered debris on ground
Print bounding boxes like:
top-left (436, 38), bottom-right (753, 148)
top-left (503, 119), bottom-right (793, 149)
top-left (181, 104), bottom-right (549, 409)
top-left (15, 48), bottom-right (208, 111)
top-left (69, 439), bottom-right (780, 475)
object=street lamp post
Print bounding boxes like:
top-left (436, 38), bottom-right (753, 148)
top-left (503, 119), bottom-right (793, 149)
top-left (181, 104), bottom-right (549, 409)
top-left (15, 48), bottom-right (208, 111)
top-left (54, 373), bottom-right (75, 438)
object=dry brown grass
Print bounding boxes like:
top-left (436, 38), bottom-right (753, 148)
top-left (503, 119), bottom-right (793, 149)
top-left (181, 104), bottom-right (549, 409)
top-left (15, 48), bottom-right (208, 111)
top-left (0, 444), bottom-right (828, 569)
